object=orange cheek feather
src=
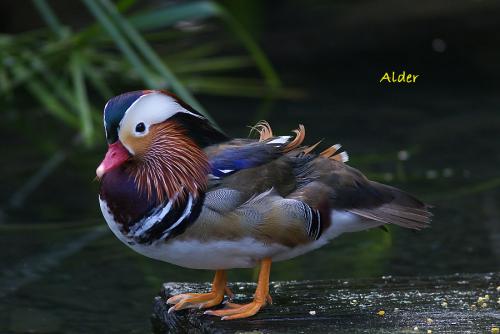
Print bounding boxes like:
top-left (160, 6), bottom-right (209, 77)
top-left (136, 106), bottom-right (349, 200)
top-left (127, 121), bottom-right (210, 205)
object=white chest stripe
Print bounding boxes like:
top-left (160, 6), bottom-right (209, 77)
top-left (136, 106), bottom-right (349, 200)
top-left (128, 193), bottom-right (178, 238)
top-left (160, 194), bottom-right (193, 240)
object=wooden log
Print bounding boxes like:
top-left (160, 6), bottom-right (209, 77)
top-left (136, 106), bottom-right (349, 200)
top-left (152, 273), bottom-right (500, 333)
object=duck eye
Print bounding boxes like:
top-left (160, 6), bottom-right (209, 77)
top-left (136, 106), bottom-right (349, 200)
top-left (135, 122), bottom-right (146, 133)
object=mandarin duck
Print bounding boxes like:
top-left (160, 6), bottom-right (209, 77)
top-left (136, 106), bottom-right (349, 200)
top-left (96, 90), bottom-right (431, 320)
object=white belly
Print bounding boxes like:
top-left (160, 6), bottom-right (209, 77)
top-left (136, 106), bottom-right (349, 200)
top-left (99, 197), bottom-right (381, 269)
top-left (131, 238), bottom-right (289, 269)
top-left (273, 210), bottom-right (383, 262)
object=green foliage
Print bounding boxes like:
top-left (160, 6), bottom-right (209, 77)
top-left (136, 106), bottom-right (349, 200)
top-left (1, 0), bottom-right (284, 146)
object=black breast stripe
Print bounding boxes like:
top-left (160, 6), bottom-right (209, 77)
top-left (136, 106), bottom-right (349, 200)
top-left (167, 192), bottom-right (205, 239)
top-left (310, 209), bottom-right (321, 240)
top-left (133, 199), bottom-right (184, 244)
top-left (303, 203), bottom-right (322, 241)
top-left (131, 192), bottom-right (205, 245)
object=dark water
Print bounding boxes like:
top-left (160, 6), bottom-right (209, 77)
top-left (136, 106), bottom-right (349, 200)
top-left (2, 1), bottom-right (500, 333)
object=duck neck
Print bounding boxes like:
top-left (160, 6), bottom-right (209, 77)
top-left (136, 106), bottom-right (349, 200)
top-left (99, 166), bottom-right (206, 243)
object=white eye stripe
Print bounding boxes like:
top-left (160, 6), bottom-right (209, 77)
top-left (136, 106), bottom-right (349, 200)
top-left (118, 93), bottom-right (152, 132)
top-left (118, 92), bottom-right (203, 143)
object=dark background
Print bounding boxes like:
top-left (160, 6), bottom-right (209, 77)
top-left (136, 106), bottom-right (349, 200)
top-left (1, 1), bottom-right (499, 333)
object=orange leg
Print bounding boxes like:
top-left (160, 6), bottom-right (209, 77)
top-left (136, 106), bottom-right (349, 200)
top-left (167, 270), bottom-right (230, 311)
top-left (205, 258), bottom-right (272, 320)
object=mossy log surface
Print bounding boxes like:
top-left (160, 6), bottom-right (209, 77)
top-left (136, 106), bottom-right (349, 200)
top-left (152, 273), bottom-right (500, 334)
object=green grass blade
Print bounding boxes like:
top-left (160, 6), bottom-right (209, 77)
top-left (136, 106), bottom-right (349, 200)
top-left (29, 55), bottom-right (76, 107)
top-left (12, 64), bottom-right (79, 127)
top-left (185, 77), bottom-right (300, 98)
top-left (32, 0), bottom-right (66, 38)
top-left (128, 1), bottom-right (281, 91)
top-left (214, 4), bottom-right (282, 91)
top-left (71, 52), bottom-right (94, 146)
top-left (0, 65), bottom-right (11, 95)
top-left (164, 42), bottom-right (224, 62)
top-left (115, 0), bottom-right (136, 12)
top-left (28, 81), bottom-right (79, 127)
top-left (172, 56), bottom-right (252, 74)
top-left (9, 56), bottom-right (81, 127)
top-left (81, 0), bottom-right (157, 88)
top-left (129, 1), bottom-right (218, 30)
top-left (82, 60), bottom-right (114, 99)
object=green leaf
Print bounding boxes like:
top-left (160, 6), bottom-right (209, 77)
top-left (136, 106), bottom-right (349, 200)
top-left (32, 0), bottom-right (67, 38)
top-left (12, 64), bottom-right (79, 127)
top-left (82, 59), bottom-right (114, 99)
top-left (129, 1), bottom-right (281, 91)
top-left (184, 77), bottom-right (300, 99)
top-left (81, 0), bottom-right (157, 88)
top-left (214, 3), bottom-right (282, 91)
top-left (71, 52), bottom-right (94, 146)
top-left (172, 56), bottom-right (253, 74)
top-left (128, 1), bottom-right (218, 30)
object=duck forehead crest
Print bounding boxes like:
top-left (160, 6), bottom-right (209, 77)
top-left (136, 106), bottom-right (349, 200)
top-left (120, 92), bottom-right (186, 131)
top-left (103, 90), bottom-right (146, 143)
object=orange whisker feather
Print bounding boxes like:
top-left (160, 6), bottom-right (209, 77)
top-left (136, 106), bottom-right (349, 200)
top-left (283, 124), bottom-right (306, 152)
top-left (251, 120), bottom-right (274, 141)
top-left (302, 140), bottom-right (322, 155)
top-left (129, 121), bottom-right (209, 206)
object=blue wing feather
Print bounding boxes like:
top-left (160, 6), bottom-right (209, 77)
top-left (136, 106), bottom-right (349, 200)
top-left (209, 142), bottom-right (283, 177)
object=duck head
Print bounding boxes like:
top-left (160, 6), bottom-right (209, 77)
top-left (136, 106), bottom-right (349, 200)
top-left (96, 90), bottom-right (227, 204)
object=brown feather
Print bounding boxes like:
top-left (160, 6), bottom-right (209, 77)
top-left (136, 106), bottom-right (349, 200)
top-left (290, 157), bottom-right (431, 230)
top-left (350, 207), bottom-right (430, 230)
top-left (301, 140), bottom-right (322, 155)
top-left (318, 144), bottom-right (348, 162)
top-left (283, 124), bottom-right (306, 152)
top-left (251, 120), bottom-right (274, 141)
top-left (129, 120), bottom-right (209, 205)
top-left (319, 144), bottom-right (340, 158)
